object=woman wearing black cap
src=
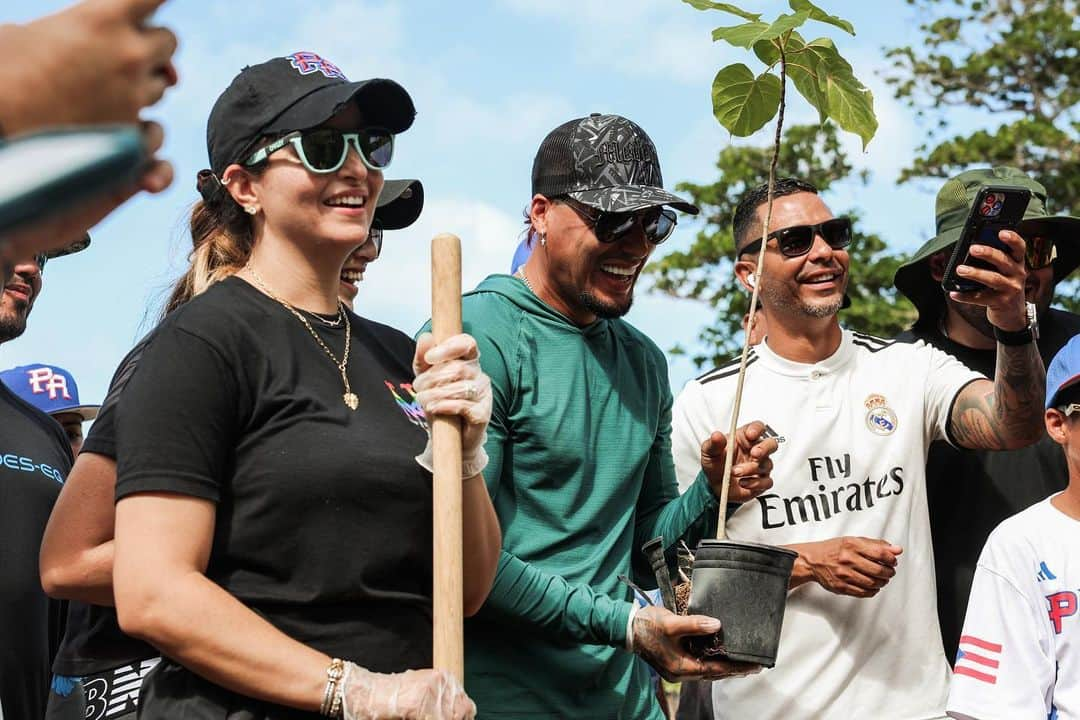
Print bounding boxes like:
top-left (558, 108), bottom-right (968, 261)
top-left (37, 180), bottom-right (425, 720)
top-left (107, 53), bottom-right (499, 719)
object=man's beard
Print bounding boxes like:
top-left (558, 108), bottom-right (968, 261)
top-left (759, 278), bottom-right (842, 319)
top-left (0, 308), bottom-right (28, 343)
top-left (948, 297), bottom-right (996, 340)
top-left (581, 290), bottom-right (633, 319)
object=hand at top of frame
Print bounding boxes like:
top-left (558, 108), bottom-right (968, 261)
top-left (0, 0), bottom-right (178, 137)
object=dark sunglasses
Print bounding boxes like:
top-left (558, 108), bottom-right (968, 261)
top-left (741, 217), bottom-right (853, 258)
top-left (245, 127), bottom-right (394, 174)
top-left (1025, 235), bottom-right (1056, 271)
top-left (367, 226), bottom-right (384, 257)
top-left (559, 197), bottom-right (678, 245)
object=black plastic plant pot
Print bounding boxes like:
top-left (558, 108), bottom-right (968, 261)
top-left (687, 539), bottom-right (798, 667)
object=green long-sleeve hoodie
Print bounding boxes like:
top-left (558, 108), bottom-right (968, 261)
top-left (443, 275), bottom-right (720, 718)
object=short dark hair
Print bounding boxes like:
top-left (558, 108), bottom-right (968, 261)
top-left (733, 177), bottom-right (819, 254)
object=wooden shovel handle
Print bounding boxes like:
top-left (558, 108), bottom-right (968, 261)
top-left (430, 233), bottom-right (464, 680)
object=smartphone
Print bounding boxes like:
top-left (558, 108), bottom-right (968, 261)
top-left (0, 126), bottom-right (147, 237)
top-left (941, 186), bottom-right (1031, 293)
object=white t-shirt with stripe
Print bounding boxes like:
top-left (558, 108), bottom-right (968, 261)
top-left (947, 495), bottom-right (1080, 720)
top-left (672, 329), bottom-right (982, 720)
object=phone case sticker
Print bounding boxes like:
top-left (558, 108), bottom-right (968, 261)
top-left (979, 192), bottom-right (1005, 217)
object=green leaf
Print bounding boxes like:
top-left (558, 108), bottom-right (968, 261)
top-left (713, 22), bottom-right (770, 47)
top-left (713, 11), bottom-right (809, 48)
top-left (752, 32), bottom-right (828, 123)
top-left (712, 63), bottom-right (783, 136)
top-left (804, 38), bottom-right (878, 148)
top-left (681, 0), bottom-right (761, 21)
top-left (789, 0), bottom-right (856, 35)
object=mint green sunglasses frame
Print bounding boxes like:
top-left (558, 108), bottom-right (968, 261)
top-left (244, 129), bottom-right (394, 174)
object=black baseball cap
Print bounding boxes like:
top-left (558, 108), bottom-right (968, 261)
top-left (45, 232), bottom-right (90, 260)
top-left (376, 179), bottom-right (423, 230)
top-left (206, 51), bottom-right (416, 176)
top-left (531, 113), bottom-right (698, 215)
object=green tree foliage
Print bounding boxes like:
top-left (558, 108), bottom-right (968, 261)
top-left (646, 123), bottom-right (915, 368)
top-left (885, 0), bottom-right (1080, 309)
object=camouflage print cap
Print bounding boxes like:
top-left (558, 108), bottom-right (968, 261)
top-left (894, 166), bottom-right (1080, 326)
top-left (531, 113), bottom-right (699, 215)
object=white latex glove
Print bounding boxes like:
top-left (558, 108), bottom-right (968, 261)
top-left (412, 332), bottom-right (492, 477)
top-left (341, 663), bottom-right (476, 720)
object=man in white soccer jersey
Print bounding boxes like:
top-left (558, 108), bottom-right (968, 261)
top-left (947, 334), bottom-right (1080, 720)
top-left (671, 177), bottom-right (1048, 720)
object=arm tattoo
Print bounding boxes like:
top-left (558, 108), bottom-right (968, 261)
top-left (950, 341), bottom-right (1045, 450)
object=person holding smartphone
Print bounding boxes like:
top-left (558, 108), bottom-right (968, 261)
top-left (108, 53), bottom-right (500, 719)
top-left (671, 176), bottom-right (1047, 720)
top-left (894, 167), bottom-right (1080, 665)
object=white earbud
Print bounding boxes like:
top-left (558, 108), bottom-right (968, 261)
top-left (747, 273), bottom-right (756, 289)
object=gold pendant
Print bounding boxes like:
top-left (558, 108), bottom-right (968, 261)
top-left (344, 392), bottom-right (359, 410)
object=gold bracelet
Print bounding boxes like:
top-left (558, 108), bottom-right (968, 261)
top-left (329, 679), bottom-right (345, 719)
top-left (320, 658), bottom-right (345, 716)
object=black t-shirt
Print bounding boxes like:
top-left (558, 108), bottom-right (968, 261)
top-left (0, 380), bottom-right (72, 719)
top-left (115, 277), bottom-right (432, 718)
top-left (898, 307), bottom-right (1080, 664)
top-left (52, 335), bottom-right (158, 676)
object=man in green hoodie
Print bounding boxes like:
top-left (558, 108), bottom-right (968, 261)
top-left (438, 114), bottom-right (777, 718)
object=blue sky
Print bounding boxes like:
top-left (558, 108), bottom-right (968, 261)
top-left (5, 0), bottom-right (955, 404)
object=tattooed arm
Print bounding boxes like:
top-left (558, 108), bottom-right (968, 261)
top-left (947, 229), bottom-right (1046, 450)
top-left (950, 343), bottom-right (1045, 450)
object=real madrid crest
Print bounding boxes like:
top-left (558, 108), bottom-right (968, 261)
top-left (864, 394), bottom-right (897, 436)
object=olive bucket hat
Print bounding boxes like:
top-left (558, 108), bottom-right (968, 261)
top-left (894, 166), bottom-right (1080, 327)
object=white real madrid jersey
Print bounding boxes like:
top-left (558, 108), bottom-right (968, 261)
top-left (672, 329), bottom-right (982, 720)
top-left (947, 495), bottom-right (1080, 720)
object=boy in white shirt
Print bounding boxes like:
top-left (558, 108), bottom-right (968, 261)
top-left (947, 334), bottom-right (1080, 720)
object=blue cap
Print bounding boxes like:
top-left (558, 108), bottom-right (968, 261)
top-left (1045, 335), bottom-right (1080, 409)
top-left (0, 364), bottom-right (99, 420)
top-left (511, 237), bottom-right (533, 275)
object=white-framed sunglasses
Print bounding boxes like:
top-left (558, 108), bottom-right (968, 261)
top-left (244, 127), bottom-right (394, 174)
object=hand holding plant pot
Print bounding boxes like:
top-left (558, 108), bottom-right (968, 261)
top-left (630, 606), bottom-right (762, 681)
top-left (699, 422), bottom-right (777, 504)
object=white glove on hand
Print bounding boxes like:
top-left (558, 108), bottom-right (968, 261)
top-left (341, 662), bottom-right (477, 720)
top-left (412, 332), bottom-right (493, 478)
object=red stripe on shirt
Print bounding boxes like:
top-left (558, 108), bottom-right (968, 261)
top-left (954, 665), bottom-right (997, 684)
top-left (959, 635), bottom-right (1002, 653)
top-left (959, 651), bottom-right (1000, 669)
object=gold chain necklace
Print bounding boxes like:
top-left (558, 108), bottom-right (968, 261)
top-left (514, 268), bottom-right (535, 294)
top-left (245, 266), bottom-right (359, 410)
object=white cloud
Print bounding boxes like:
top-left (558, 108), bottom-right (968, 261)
top-left (353, 197), bottom-right (522, 333)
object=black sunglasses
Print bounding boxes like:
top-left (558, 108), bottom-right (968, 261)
top-left (559, 197), bottom-right (678, 245)
top-left (367, 226), bottom-right (383, 257)
top-left (741, 217), bottom-right (853, 258)
top-left (1024, 235), bottom-right (1057, 271)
